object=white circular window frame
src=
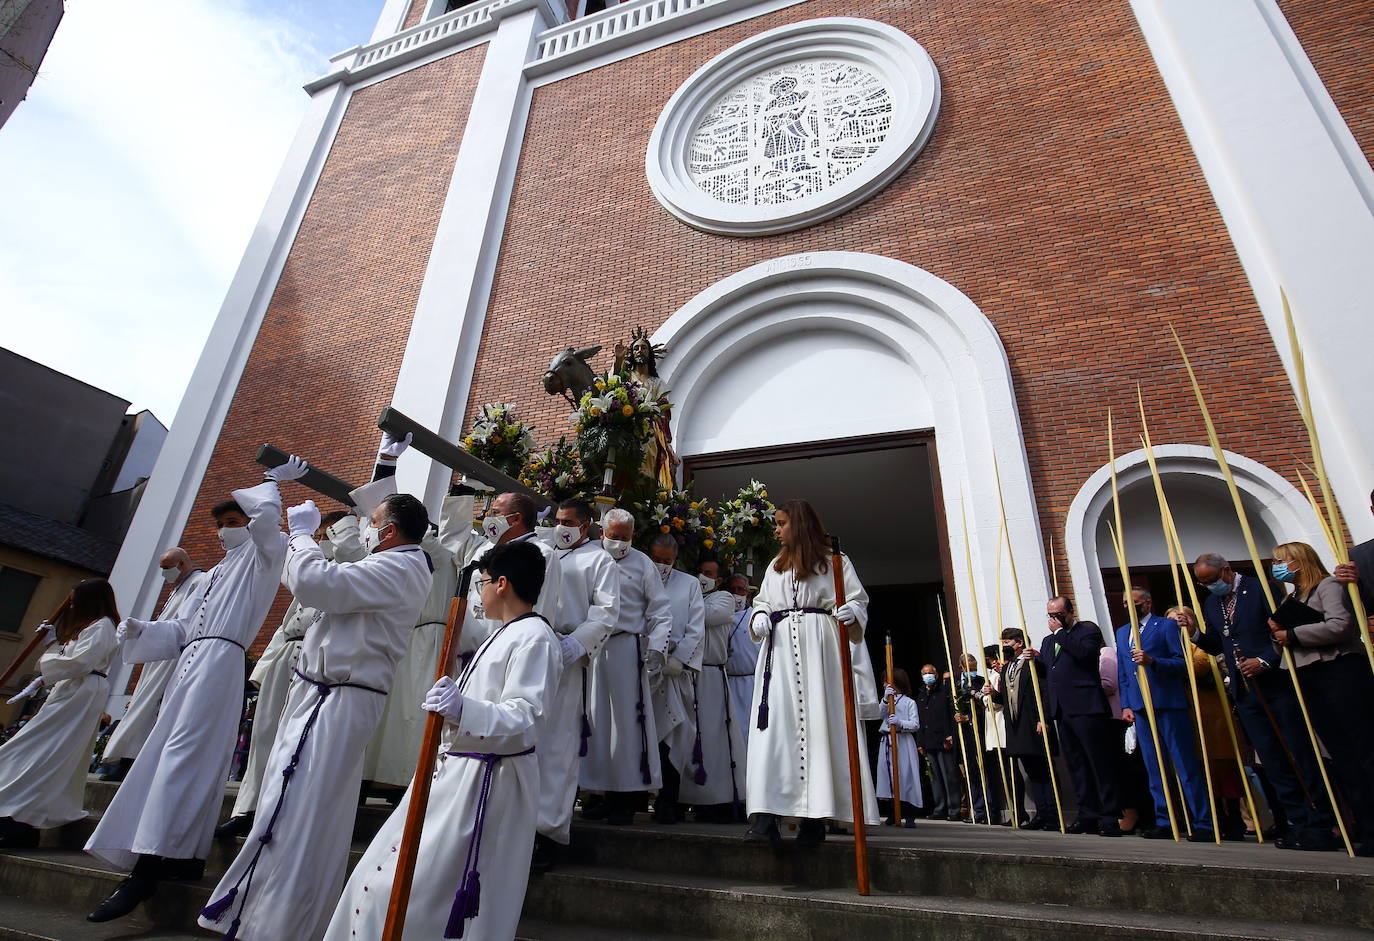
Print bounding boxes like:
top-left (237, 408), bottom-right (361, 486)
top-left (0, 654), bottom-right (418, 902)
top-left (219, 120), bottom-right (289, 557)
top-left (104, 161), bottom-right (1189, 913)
top-left (646, 17), bottom-right (941, 237)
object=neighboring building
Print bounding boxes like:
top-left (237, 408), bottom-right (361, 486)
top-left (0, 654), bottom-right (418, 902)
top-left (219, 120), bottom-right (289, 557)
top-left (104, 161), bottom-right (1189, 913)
top-left (0, 0), bottom-right (63, 130)
top-left (0, 348), bottom-right (165, 717)
top-left (110, 0), bottom-right (1374, 671)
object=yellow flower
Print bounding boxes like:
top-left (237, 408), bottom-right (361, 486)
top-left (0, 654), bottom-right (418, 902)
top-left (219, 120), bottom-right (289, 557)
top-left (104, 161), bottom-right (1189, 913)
top-left (660, 524), bottom-right (670, 533)
top-left (621, 405), bottom-right (633, 417)
top-left (689, 501), bottom-right (699, 511)
top-left (704, 526), bottom-right (714, 536)
top-left (727, 537), bottom-right (736, 546)
top-left (491, 434), bottom-right (502, 444)
top-left (703, 539), bottom-right (714, 549)
top-left (672, 518), bottom-right (685, 530)
top-left (594, 380), bottom-right (606, 392)
top-left (463, 436), bottom-right (474, 447)
top-left (530, 460), bottom-right (542, 470)
top-left (575, 423), bottom-right (584, 432)
top-left (589, 407), bottom-right (601, 418)
top-left (760, 489), bottom-right (768, 498)
top-left (705, 508), bottom-right (715, 517)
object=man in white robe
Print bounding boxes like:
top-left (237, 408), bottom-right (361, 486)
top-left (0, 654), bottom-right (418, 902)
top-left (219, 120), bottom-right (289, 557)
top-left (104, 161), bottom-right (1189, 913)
top-left (198, 488), bottom-right (433, 941)
top-left (679, 558), bottom-right (747, 820)
top-left (98, 548), bottom-right (208, 781)
top-left (86, 460), bottom-right (303, 922)
top-left (217, 512), bottom-right (364, 837)
top-left (580, 509), bottom-right (670, 824)
top-left (457, 490), bottom-right (562, 653)
top-left (324, 539), bottom-right (561, 941)
top-left (533, 498), bottom-right (618, 871)
top-left (723, 574), bottom-right (760, 755)
top-left (646, 534), bottom-right (705, 824)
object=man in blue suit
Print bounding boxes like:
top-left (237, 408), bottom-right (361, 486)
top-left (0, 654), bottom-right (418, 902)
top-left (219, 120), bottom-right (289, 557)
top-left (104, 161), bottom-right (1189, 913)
top-left (1043, 596), bottom-right (1123, 836)
top-left (1117, 587), bottom-right (1214, 841)
top-left (1192, 553), bottom-right (1337, 851)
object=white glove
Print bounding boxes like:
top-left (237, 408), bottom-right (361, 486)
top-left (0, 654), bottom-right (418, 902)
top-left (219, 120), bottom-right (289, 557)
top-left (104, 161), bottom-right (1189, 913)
top-left (287, 500), bottom-right (322, 538)
top-left (836, 601), bottom-right (862, 626)
top-left (6, 677), bottom-right (42, 705)
top-left (461, 475), bottom-right (494, 493)
top-left (883, 684), bottom-right (897, 700)
top-left (665, 655), bottom-right (686, 678)
top-left (378, 431), bottom-right (413, 463)
top-left (558, 634), bottom-right (586, 665)
top-left (116, 618), bottom-right (149, 644)
top-left (34, 621), bottom-right (56, 647)
top-left (421, 675), bottom-right (466, 722)
top-left (264, 455), bottom-right (309, 482)
top-left (644, 649), bottom-right (666, 681)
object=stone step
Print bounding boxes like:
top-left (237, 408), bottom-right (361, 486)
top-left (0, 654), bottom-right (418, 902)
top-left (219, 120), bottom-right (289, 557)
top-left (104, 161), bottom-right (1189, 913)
top-left (0, 893), bottom-right (203, 940)
top-left (523, 865), bottom-right (1372, 941)
top-left (0, 850), bottom-right (210, 931)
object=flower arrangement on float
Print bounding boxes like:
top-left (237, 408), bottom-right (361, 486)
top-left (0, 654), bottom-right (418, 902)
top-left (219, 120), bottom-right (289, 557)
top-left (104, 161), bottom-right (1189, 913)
top-left (718, 479), bottom-right (779, 582)
top-left (519, 436), bottom-right (584, 503)
top-left (571, 372), bottom-right (670, 497)
top-left (461, 403), bottom-right (536, 479)
top-left (633, 487), bottom-right (716, 569)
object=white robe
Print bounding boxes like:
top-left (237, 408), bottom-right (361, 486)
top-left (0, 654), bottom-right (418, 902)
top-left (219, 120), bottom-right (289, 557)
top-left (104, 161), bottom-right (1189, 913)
top-left (875, 693), bottom-right (923, 807)
top-left (199, 535), bottom-right (432, 941)
top-left (101, 572), bottom-right (208, 762)
top-left (323, 612), bottom-right (561, 941)
top-left (651, 568), bottom-right (705, 777)
top-left (724, 608), bottom-right (760, 757)
top-left (536, 539), bottom-right (618, 844)
top-left (581, 548), bottom-right (670, 792)
top-left (679, 590), bottom-right (747, 807)
top-left (235, 516), bottom-right (368, 818)
top-left (461, 528), bottom-right (562, 655)
top-left (0, 618), bottom-right (117, 828)
top-left (745, 554), bottom-right (880, 824)
top-left (87, 481), bottom-right (287, 870)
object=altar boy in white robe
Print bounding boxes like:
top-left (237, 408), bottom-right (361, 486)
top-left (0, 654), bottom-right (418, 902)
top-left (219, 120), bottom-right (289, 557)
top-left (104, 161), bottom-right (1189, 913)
top-left (99, 548), bottom-right (207, 781)
top-left (533, 498), bottom-right (618, 871)
top-left (581, 509), bottom-right (671, 824)
top-left (86, 459), bottom-right (302, 923)
top-left (723, 574), bottom-right (760, 756)
top-left (197, 488), bottom-right (433, 941)
top-left (743, 499), bottom-right (880, 845)
top-left (679, 558), bottom-right (748, 821)
top-left (647, 534), bottom-right (705, 824)
top-left (324, 539), bottom-right (561, 941)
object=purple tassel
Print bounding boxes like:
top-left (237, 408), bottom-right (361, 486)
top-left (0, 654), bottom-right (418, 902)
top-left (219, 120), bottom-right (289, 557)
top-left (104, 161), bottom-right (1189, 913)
top-left (444, 870), bottom-right (481, 938)
top-left (222, 919), bottom-right (241, 941)
top-left (691, 737), bottom-right (703, 767)
top-left (693, 764), bottom-right (708, 786)
top-left (756, 701), bottom-right (769, 731)
top-left (200, 887), bottom-right (237, 921)
top-left (579, 713), bottom-right (590, 757)
top-left (640, 749), bottom-right (651, 785)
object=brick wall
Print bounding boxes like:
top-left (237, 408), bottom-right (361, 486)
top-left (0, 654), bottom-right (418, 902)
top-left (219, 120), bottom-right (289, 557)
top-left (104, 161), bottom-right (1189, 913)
top-left (181, 47), bottom-right (486, 655)
top-left (467, 0), bottom-right (1310, 586)
top-left (1278, 0), bottom-right (1374, 167)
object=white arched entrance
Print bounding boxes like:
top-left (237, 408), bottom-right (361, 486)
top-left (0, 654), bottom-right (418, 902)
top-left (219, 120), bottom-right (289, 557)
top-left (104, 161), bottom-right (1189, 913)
top-left (1065, 444), bottom-right (1330, 629)
top-left (652, 251), bottom-right (1049, 645)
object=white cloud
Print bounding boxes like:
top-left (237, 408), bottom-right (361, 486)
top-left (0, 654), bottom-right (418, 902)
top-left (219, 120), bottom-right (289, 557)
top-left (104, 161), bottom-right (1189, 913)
top-left (0, 0), bottom-right (350, 422)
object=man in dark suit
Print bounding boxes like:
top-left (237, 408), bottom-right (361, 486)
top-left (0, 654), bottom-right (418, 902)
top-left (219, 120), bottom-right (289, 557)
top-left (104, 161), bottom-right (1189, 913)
top-left (1116, 588), bottom-right (1213, 841)
top-left (991, 628), bottom-right (1060, 830)
top-left (1342, 489), bottom-right (1374, 613)
top-left (1044, 596), bottom-right (1123, 836)
top-left (1192, 553), bottom-right (1338, 850)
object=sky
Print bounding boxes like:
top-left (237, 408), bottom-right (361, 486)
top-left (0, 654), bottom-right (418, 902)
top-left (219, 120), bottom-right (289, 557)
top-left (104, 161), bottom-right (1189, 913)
top-left (0, 0), bottom-right (382, 424)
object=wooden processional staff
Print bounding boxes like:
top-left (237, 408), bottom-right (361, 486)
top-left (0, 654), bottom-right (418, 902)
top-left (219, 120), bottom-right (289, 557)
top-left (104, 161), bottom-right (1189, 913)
top-left (830, 536), bottom-right (871, 896)
top-left (884, 632), bottom-right (901, 825)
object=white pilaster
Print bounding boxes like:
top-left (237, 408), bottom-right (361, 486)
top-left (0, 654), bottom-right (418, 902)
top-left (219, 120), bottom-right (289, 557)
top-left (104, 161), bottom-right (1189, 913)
top-left (1131, 0), bottom-right (1374, 540)
top-left (370, 0), bottom-right (414, 42)
top-left (390, 4), bottom-right (549, 508)
top-left (103, 81), bottom-right (350, 705)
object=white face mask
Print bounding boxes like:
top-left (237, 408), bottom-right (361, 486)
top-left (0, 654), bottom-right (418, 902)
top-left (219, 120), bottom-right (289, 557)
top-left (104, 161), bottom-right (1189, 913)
top-left (483, 514), bottom-right (514, 542)
top-left (602, 538), bottom-right (630, 561)
top-left (160, 566), bottom-right (180, 584)
top-left (733, 594), bottom-right (748, 613)
top-left (554, 524), bottom-right (582, 550)
top-left (319, 539), bottom-right (335, 561)
top-left (363, 523), bottom-right (389, 554)
top-left (698, 574), bottom-right (718, 593)
top-left (218, 526), bottom-right (250, 551)
top-left (655, 562), bottom-right (674, 583)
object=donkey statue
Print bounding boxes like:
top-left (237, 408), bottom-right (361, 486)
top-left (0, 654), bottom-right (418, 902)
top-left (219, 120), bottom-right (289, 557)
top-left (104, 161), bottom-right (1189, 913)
top-left (542, 344), bottom-right (602, 406)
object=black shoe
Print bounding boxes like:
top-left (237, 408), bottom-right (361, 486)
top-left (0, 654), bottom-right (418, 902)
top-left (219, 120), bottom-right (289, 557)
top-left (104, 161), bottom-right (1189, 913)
top-left (902, 820), bottom-right (917, 829)
top-left (1276, 831), bottom-right (1340, 852)
top-left (1019, 816), bottom-right (1046, 831)
top-left (795, 818), bottom-right (826, 846)
top-left (1356, 842), bottom-right (1374, 858)
top-left (1066, 819), bottom-right (1092, 834)
top-left (0, 820), bottom-right (38, 848)
top-left (87, 875), bottom-right (157, 923)
top-left (1186, 829), bottom-right (1216, 844)
top-left (607, 810), bottom-right (635, 826)
top-left (946, 814), bottom-right (962, 822)
top-left (651, 801), bottom-right (678, 825)
top-left (1221, 827), bottom-right (1248, 842)
top-left (1262, 823), bottom-right (1289, 841)
top-left (1140, 826), bottom-right (1173, 840)
top-left (160, 857), bottom-right (205, 882)
top-left (97, 758), bottom-right (131, 783)
top-left (579, 794), bottom-right (610, 821)
top-left (530, 835), bottom-right (559, 873)
top-left (744, 813), bottom-right (780, 843)
top-left (214, 814), bottom-right (254, 840)
top-left (1098, 821), bottom-right (1124, 837)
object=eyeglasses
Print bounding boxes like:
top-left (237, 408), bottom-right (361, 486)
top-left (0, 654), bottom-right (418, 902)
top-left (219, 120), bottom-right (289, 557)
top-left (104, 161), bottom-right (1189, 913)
top-left (474, 577), bottom-right (493, 591)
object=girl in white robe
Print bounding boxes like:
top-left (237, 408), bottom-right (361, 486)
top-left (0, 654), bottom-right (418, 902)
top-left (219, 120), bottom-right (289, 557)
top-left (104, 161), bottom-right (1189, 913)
top-left (875, 672), bottom-right (923, 827)
top-left (744, 500), bottom-right (880, 843)
top-left (0, 580), bottom-right (120, 846)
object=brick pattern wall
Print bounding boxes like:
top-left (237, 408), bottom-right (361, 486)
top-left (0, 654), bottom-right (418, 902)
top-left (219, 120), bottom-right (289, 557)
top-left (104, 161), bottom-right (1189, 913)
top-left (467, 0), bottom-right (1310, 585)
top-left (181, 47), bottom-right (486, 656)
top-left (402, 0), bottom-right (429, 31)
top-left (1278, 0), bottom-right (1374, 167)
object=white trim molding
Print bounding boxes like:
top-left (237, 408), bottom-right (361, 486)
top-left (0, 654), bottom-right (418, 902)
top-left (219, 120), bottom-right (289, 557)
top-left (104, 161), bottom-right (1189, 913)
top-left (651, 251), bottom-right (1048, 647)
top-left (645, 17), bottom-right (940, 236)
top-left (1064, 444), bottom-right (1329, 630)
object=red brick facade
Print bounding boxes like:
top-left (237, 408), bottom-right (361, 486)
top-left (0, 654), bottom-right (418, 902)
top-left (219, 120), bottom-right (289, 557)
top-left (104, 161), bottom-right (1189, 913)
top-left (1278, 0), bottom-right (1374, 167)
top-left (181, 48), bottom-right (485, 653)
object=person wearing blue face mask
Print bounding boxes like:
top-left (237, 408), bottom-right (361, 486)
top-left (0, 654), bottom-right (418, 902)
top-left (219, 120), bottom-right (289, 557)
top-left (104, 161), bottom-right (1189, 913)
top-left (1192, 551), bottom-right (1337, 851)
top-left (1268, 542), bottom-right (1374, 856)
top-left (914, 664), bottom-right (961, 821)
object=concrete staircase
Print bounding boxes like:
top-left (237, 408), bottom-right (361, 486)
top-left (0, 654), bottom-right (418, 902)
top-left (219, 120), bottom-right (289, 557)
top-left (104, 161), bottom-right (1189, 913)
top-left (0, 779), bottom-right (1370, 939)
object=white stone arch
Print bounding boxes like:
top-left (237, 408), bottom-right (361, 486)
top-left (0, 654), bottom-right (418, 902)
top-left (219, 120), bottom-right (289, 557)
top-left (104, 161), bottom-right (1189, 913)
top-left (651, 251), bottom-right (1050, 646)
top-left (1064, 444), bottom-right (1330, 629)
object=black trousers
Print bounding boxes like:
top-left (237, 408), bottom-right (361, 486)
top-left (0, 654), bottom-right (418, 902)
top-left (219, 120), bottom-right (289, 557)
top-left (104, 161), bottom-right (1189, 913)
top-left (1016, 754), bottom-right (1057, 823)
top-left (1233, 672), bottom-right (1335, 838)
top-left (1057, 713), bottom-right (1123, 823)
top-left (1299, 654), bottom-right (1374, 843)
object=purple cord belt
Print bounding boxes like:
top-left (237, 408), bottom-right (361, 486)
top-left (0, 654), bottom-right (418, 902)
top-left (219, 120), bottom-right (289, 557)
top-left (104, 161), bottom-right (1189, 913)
top-left (180, 634), bottom-right (246, 652)
top-left (441, 745), bottom-right (537, 938)
top-left (757, 608), bottom-right (831, 731)
top-left (199, 668), bottom-right (385, 940)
